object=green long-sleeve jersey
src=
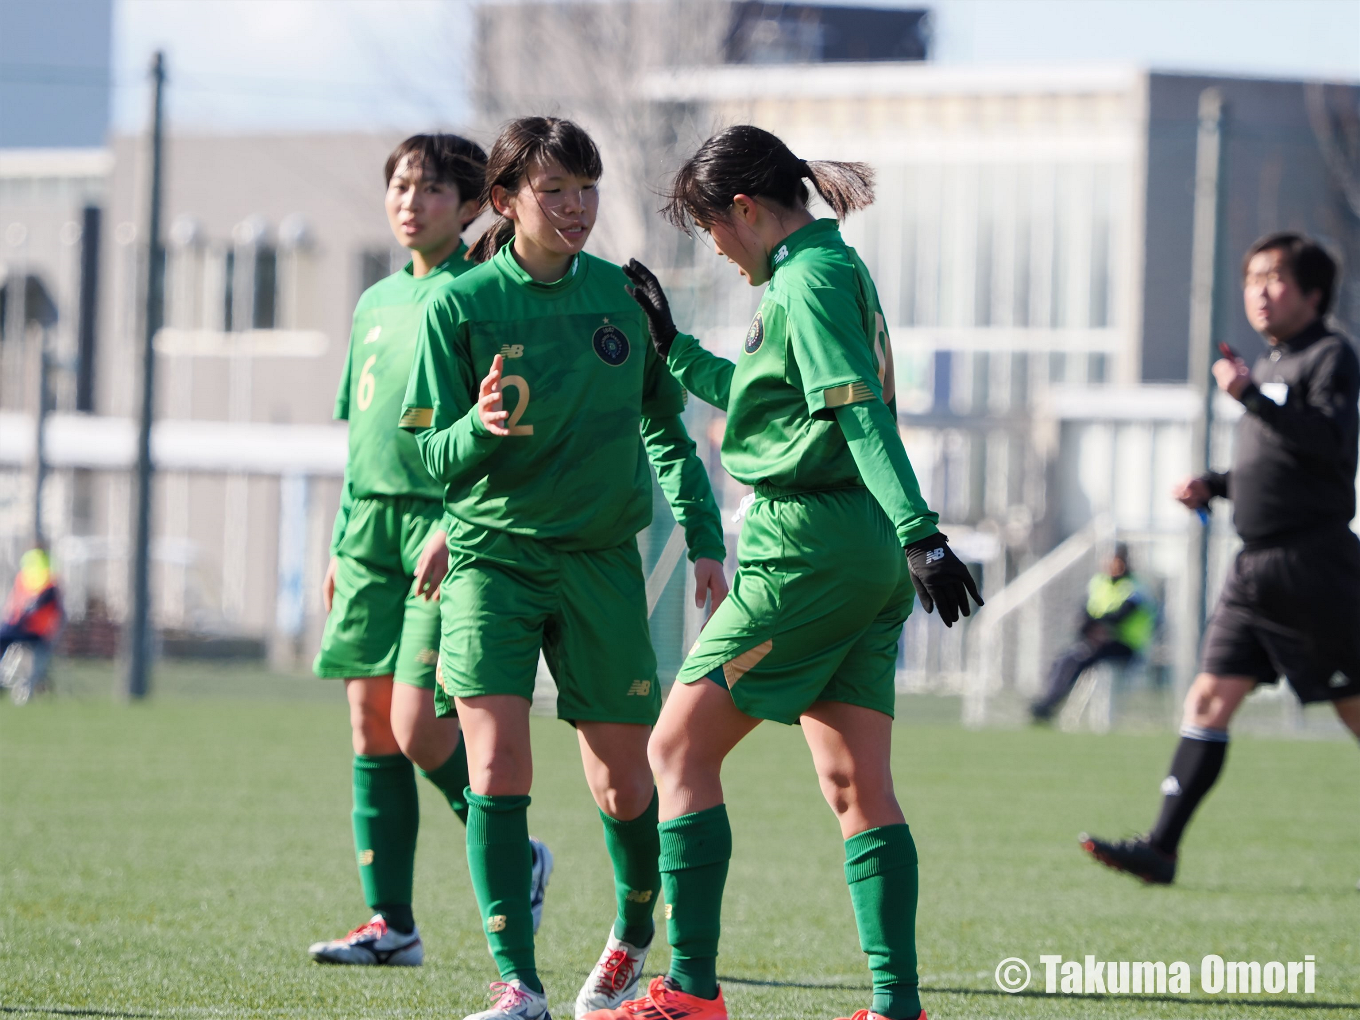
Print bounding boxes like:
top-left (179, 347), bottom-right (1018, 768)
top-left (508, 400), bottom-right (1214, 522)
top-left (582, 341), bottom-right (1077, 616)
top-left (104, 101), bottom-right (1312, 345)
top-left (400, 243), bottom-right (726, 560)
top-left (329, 245), bottom-right (476, 553)
top-left (666, 218), bottom-right (938, 547)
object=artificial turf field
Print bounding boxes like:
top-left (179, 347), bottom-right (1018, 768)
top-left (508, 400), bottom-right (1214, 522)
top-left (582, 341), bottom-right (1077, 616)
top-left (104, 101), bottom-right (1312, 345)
top-left (1, 662), bottom-right (1356, 1019)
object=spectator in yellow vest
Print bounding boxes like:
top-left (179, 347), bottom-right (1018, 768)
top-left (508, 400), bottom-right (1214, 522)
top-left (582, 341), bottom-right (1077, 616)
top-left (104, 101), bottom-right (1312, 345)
top-left (1031, 543), bottom-right (1155, 723)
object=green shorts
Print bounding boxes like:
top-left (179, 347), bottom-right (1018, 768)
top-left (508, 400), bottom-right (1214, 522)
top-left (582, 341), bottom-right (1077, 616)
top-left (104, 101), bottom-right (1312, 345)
top-left (435, 521), bottom-right (660, 725)
top-left (676, 487), bottom-right (913, 725)
top-left (314, 495), bottom-right (444, 689)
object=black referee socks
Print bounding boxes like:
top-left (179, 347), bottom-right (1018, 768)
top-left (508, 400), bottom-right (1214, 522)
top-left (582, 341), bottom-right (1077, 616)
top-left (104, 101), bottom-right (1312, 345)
top-left (1148, 725), bottom-right (1229, 855)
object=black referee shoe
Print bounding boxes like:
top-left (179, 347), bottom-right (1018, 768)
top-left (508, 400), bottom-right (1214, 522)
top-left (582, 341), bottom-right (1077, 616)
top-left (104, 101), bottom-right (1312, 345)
top-left (1079, 833), bottom-right (1176, 885)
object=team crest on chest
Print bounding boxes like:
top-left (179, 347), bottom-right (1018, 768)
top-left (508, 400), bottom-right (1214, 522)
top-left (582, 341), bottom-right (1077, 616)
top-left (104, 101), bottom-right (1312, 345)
top-left (744, 312), bottom-right (765, 355)
top-left (592, 322), bottom-right (630, 366)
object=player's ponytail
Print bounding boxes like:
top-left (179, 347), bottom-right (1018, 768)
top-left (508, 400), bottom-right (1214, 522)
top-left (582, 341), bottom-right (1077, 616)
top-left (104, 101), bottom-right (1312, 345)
top-left (664, 124), bottom-right (874, 235)
top-left (470, 116), bottom-right (604, 262)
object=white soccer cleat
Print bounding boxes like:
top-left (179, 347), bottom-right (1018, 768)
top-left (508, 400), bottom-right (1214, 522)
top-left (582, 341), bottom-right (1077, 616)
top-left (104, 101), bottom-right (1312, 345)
top-left (308, 914), bottom-right (423, 966)
top-left (464, 978), bottom-right (552, 1019)
top-left (574, 930), bottom-right (650, 1018)
top-left (529, 837), bottom-right (554, 933)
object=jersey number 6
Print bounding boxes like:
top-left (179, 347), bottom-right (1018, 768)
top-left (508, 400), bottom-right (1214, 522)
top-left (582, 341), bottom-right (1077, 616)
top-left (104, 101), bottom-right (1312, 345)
top-left (357, 355), bottom-right (377, 411)
top-left (500, 375), bottom-right (534, 436)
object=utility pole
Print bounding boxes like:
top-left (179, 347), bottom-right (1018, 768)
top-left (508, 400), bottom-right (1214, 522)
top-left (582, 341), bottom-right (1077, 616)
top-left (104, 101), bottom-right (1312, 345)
top-left (123, 51), bottom-right (166, 699)
top-left (1188, 88), bottom-right (1226, 639)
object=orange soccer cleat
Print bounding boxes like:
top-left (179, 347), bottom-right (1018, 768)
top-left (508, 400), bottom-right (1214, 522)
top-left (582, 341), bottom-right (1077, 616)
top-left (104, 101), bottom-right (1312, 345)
top-left (580, 975), bottom-right (728, 1019)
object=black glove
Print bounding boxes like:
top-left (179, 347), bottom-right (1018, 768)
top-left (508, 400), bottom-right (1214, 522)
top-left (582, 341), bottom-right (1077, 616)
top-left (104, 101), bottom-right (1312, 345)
top-left (905, 532), bottom-right (984, 627)
top-left (622, 259), bottom-right (678, 359)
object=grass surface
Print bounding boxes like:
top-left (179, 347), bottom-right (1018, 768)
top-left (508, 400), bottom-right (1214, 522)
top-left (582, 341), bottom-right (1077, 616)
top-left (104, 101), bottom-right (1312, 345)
top-left (1, 661), bottom-right (1356, 1019)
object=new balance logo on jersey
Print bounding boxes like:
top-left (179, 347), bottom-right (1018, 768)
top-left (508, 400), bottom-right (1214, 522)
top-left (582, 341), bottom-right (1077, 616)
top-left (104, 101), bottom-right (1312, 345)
top-left (500, 344), bottom-right (524, 358)
top-left (627, 680), bottom-right (652, 696)
top-left (363, 326), bottom-right (382, 344)
top-left (772, 243), bottom-right (789, 266)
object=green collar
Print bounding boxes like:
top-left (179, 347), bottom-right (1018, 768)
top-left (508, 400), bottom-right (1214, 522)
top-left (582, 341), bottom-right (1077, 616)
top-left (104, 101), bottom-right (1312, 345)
top-left (768, 218), bottom-right (841, 276)
top-left (493, 239), bottom-right (584, 296)
top-left (404, 241), bottom-right (468, 281)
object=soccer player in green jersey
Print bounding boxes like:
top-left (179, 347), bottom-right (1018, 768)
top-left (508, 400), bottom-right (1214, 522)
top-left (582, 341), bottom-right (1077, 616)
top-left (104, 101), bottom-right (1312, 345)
top-left (587, 126), bottom-right (983, 1020)
top-left (400, 117), bottom-right (729, 1020)
top-left (310, 134), bottom-right (557, 967)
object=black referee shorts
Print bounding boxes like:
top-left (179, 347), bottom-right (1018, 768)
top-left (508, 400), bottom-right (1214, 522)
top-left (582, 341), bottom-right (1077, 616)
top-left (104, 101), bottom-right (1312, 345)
top-left (1200, 526), bottom-right (1360, 703)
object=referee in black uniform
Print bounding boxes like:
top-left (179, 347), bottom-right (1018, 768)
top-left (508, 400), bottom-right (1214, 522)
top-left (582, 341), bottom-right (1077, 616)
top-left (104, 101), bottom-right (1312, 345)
top-left (1081, 232), bottom-right (1360, 885)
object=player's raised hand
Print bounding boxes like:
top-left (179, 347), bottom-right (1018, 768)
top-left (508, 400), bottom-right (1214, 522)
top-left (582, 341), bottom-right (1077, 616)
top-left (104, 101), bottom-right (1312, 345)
top-left (414, 528), bottom-right (449, 601)
top-left (478, 353), bottom-right (511, 435)
top-left (622, 259), bottom-right (678, 358)
top-left (693, 557), bottom-right (729, 617)
top-left (905, 532), bottom-right (984, 627)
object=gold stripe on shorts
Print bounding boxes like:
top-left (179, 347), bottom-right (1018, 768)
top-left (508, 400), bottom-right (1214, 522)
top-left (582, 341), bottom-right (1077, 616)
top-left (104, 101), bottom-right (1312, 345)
top-left (400, 407), bottom-right (434, 428)
top-left (821, 380), bottom-right (875, 408)
top-left (723, 639), bottom-right (773, 687)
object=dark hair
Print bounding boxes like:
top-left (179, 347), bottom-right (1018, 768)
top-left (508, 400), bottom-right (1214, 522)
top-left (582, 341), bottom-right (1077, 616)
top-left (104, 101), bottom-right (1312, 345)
top-left (468, 117), bottom-right (603, 263)
top-left (384, 134), bottom-right (488, 221)
top-left (664, 124), bottom-right (874, 235)
top-left (1242, 231), bottom-right (1339, 316)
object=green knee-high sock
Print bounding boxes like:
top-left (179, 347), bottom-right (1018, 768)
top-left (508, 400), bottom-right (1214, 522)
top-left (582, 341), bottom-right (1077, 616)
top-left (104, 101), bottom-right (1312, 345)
top-left (600, 788), bottom-right (660, 947)
top-left (845, 824), bottom-right (921, 1020)
top-left (418, 735), bottom-right (470, 824)
top-left (466, 789), bottom-right (541, 992)
top-left (352, 754), bottom-right (419, 934)
top-left (659, 804), bottom-right (731, 1000)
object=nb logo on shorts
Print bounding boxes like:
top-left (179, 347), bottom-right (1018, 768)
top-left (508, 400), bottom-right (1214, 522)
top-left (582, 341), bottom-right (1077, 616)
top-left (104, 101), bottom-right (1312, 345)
top-left (500, 344), bottom-right (524, 358)
top-left (414, 648), bottom-right (438, 666)
top-left (1329, 673), bottom-right (1348, 688)
top-left (625, 890), bottom-right (653, 904)
top-left (358, 849), bottom-right (375, 865)
top-left (924, 548), bottom-right (945, 564)
top-left (627, 680), bottom-right (652, 696)
top-left (486, 915), bottom-right (508, 933)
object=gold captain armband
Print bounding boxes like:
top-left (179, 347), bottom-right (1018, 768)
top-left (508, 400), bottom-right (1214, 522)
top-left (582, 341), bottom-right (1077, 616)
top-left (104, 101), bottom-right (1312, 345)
top-left (821, 380), bottom-right (875, 408)
top-left (399, 407), bottom-right (434, 428)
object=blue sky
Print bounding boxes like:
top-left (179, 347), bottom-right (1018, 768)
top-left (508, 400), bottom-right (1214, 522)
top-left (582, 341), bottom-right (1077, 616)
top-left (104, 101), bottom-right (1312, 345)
top-left (114, 0), bottom-right (1360, 133)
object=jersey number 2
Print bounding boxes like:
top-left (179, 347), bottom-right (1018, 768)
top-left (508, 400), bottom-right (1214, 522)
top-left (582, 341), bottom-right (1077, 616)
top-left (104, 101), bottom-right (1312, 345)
top-left (501, 375), bottom-right (534, 436)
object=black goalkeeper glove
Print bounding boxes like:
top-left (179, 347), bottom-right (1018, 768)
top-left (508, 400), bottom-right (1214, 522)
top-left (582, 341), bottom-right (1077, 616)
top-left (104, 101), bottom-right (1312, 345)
top-left (905, 532), bottom-right (984, 627)
top-left (622, 259), bottom-right (678, 359)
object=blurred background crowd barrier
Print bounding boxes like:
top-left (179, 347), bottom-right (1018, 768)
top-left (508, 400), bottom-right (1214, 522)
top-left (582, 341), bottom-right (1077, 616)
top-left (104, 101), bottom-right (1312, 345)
top-left (2, 1), bottom-right (1358, 735)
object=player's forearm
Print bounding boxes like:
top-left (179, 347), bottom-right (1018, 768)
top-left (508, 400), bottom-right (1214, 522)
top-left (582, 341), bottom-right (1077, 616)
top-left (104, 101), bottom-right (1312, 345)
top-left (835, 400), bottom-right (939, 546)
top-left (329, 468), bottom-right (354, 555)
top-left (414, 408), bottom-right (500, 487)
top-left (641, 414), bottom-right (727, 562)
top-left (666, 333), bottom-right (734, 411)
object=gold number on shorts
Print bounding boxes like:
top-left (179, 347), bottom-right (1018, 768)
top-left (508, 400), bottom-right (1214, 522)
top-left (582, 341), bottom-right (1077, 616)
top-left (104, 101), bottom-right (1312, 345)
top-left (873, 312), bottom-right (896, 404)
top-left (357, 354), bottom-right (377, 411)
top-left (501, 374), bottom-right (534, 436)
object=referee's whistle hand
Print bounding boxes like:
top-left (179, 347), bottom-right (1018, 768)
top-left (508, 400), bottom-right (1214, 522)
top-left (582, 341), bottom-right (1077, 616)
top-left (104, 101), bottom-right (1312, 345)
top-left (1174, 476), bottom-right (1211, 510)
top-left (1211, 357), bottom-right (1251, 398)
